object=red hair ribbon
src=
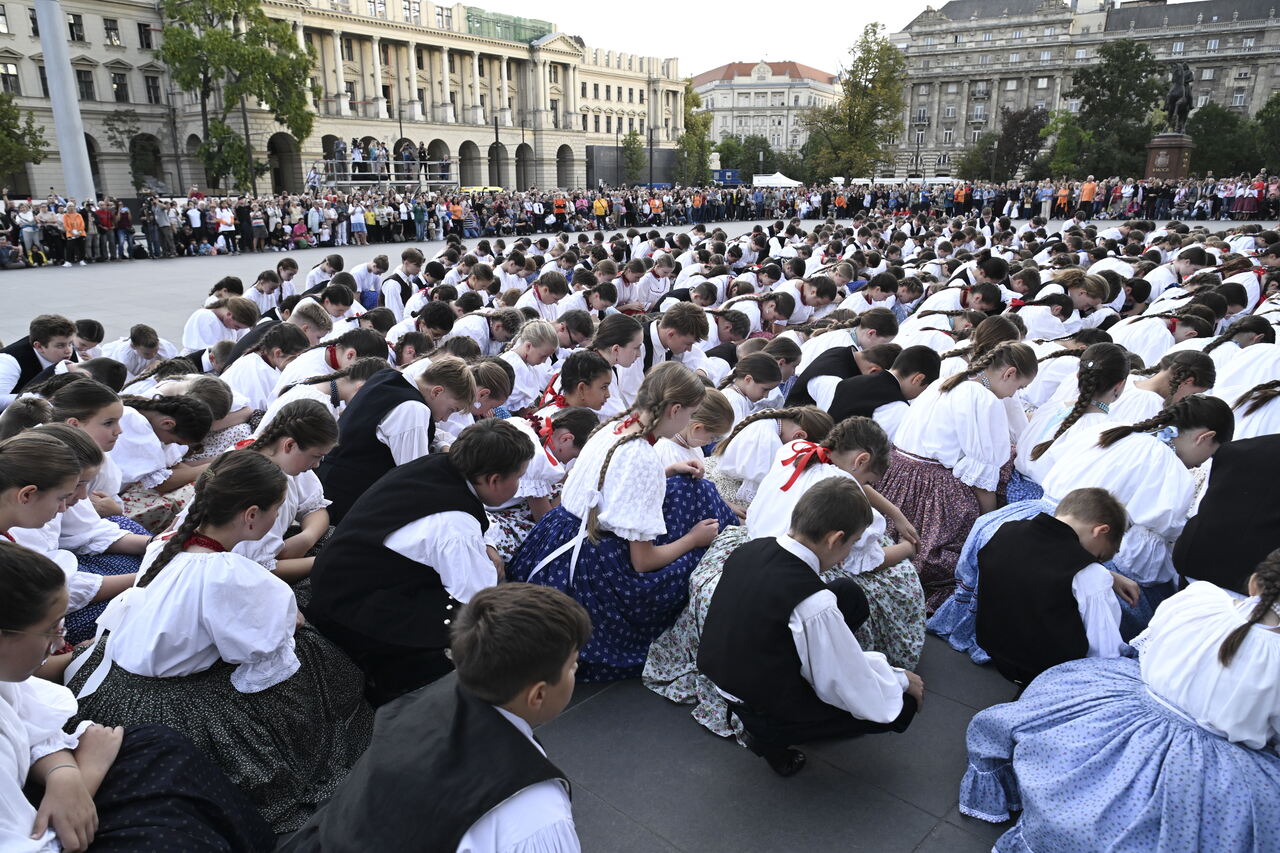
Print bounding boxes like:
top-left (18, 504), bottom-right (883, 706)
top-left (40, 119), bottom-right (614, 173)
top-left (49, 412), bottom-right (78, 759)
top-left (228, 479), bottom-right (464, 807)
top-left (1166, 319), bottom-right (1178, 335)
top-left (324, 344), bottom-right (339, 370)
top-left (779, 440), bottom-right (831, 491)
top-left (233, 438), bottom-right (256, 450)
top-left (959, 286), bottom-right (972, 308)
top-left (1008, 298), bottom-right (1026, 309)
top-left (530, 415), bottom-right (554, 440)
top-left (539, 373), bottom-right (567, 409)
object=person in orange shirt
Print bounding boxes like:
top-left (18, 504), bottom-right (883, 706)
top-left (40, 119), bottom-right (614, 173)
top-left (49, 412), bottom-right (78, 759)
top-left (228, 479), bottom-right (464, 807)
top-left (1080, 175), bottom-right (1098, 219)
top-left (61, 201), bottom-right (87, 267)
top-left (1056, 183), bottom-right (1071, 217)
top-left (651, 195), bottom-right (664, 225)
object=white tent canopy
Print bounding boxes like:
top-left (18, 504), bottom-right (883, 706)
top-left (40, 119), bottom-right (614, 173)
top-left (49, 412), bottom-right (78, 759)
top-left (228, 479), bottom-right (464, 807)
top-left (752, 172), bottom-right (803, 188)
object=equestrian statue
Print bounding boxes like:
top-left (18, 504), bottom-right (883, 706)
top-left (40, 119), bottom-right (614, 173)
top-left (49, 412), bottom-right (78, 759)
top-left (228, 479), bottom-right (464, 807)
top-left (1164, 62), bottom-right (1193, 135)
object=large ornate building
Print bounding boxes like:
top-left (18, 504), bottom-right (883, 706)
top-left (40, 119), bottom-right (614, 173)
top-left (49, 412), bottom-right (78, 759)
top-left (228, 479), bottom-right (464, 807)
top-left (690, 61), bottom-right (839, 153)
top-left (0, 0), bottom-right (685, 197)
top-left (887, 0), bottom-right (1280, 177)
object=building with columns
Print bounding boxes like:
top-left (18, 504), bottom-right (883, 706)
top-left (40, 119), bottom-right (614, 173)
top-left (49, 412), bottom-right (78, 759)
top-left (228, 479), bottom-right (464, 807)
top-left (690, 61), bottom-right (840, 153)
top-left (887, 0), bottom-right (1280, 178)
top-left (1, 0), bottom-right (685, 197)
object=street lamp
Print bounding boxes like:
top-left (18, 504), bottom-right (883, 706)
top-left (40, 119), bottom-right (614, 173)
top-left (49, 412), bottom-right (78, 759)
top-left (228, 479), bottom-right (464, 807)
top-left (616, 127), bottom-right (621, 187)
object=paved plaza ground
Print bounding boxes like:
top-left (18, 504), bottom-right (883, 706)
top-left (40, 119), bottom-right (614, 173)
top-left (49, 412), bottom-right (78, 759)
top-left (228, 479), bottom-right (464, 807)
top-left (3, 217), bottom-right (1271, 850)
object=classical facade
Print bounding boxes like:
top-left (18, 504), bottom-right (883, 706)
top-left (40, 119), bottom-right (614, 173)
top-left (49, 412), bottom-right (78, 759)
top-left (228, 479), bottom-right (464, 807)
top-left (888, 0), bottom-right (1280, 177)
top-left (690, 61), bottom-right (839, 153)
top-left (0, 0), bottom-right (684, 197)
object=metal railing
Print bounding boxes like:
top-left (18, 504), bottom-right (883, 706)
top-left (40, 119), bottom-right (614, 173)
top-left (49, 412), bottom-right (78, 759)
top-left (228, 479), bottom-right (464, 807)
top-left (310, 157), bottom-right (457, 187)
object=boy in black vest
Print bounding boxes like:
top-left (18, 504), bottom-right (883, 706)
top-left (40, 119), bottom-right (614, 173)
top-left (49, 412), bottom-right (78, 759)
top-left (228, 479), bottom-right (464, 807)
top-left (975, 488), bottom-right (1133, 687)
top-left (283, 583), bottom-right (589, 851)
top-left (699, 478), bottom-right (925, 777)
top-left (0, 314), bottom-right (75, 406)
top-left (828, 345), bottom-right (941, 434)
top-left (308, 418), bottom-right (535, 706)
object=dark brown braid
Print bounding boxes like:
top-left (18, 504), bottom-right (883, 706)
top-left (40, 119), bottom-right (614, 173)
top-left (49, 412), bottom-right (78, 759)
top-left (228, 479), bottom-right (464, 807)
top-left (1096, 394), bottom-right (1234, 448)
top-left (1233, 380), bottom-right (1280, 416)
top-left (713, 406), bottom-right (834, 457)
top-left (1203, 315), bottom-right (1274, 354)
top-left (1219, 549), bottom-right (1280, 666)
top-left (1030, 343), bottom-right (1128, 461)
top-left (938, 341), bottom-right (1037, 393)
top-left (244, 399), bottom-right (337, 452)
top-left (138, 451), bottom-right (286, 588)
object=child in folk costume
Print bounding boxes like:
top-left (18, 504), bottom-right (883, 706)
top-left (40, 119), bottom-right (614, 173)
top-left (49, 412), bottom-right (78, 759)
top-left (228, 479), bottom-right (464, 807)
top-left (255, 356), bottom-right (387, 436)
top-left (653, 389), bottom-right (734, 477)
top-left (1101, 349), bottom-right (1215, 425)
top-left (893, 308), bottom-right (985, 352)
top-left (179, 297), bottom-right (259, 355)
top-left (706, 407), bottom-right (834, 511)
top-left (428, 359), bottom-right (512, 449)
top-left (747, 418), bottom-right (926, 670)
top-left (216, 323), bottom-right (311, 412)
top-left (563, 314), bottom-right (644, 421)
top-left (485, 407), bottom-right (598, 565)
top-left (876, 342), bottom-right (1039, 612)
top-left (65, 451), bottom-right (373, 833)
top-left (0, 542), bottom-right (274, 852)
top-left (499, 320), bottom-right (560, 414)
top-left (828, 345), bottom-right (942, 443)
top-left (697, 479), bottom-right (924, 777)
top-left (167, 400), bottom-right (334, 584)
top-left (937, 315), bottom-right (1021, 380)
top-left (716, 353), bottom-right (781, 427)
top-left (719, 291), bottom-right (795, 336)
top-left (785, 343), bottom-right (901, 410)
top-left (1225, 378), bottom-right (1280, 440)
top-left (532, 350), bottom-right (613, 421)
top-left (282, 584), bottom-right (589, 852)
top-left (961, 558), bottom-right (1280, 853)
top-left (271, 329), bottom-right (389, 399)
top-left (1007, 343), bottom-right (1129, 503)
top-left (508, 363), bottom-right (736, 682)
top-left (1018, 329), bottom-right (1113, 411)
top-left (109, 394), bottom-right (213, 532)
top-left (1171, 314), bottom-right (1275, 372)
top-left (1107, 308), bottom-right (1214, 366)
top-left (794, 308), bottom-right (899, 375)
top-left (1039, 395), bottom-right (1234, 632)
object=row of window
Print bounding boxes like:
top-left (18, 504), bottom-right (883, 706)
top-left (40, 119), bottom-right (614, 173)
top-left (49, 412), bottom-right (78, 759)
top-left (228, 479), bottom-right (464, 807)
top-left (922, 25), bottom-right (1059, 46)
top-left (584, 114), bottom-right (645, 134)
top-left (581, 82), bottom-right (644, 104)
top-left (0, 60), bottom-right (163, 105)
top-left (0, 6), bottom-right (157, 49)
top-left (720, 130), bottom-right (805, 147)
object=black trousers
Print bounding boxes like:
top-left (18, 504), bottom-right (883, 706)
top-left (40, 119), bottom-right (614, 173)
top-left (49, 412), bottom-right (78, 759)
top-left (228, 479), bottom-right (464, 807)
top-left (308, 614), bottom-right (453, 707)
top-left (26, 724), bottom-right (272, 852)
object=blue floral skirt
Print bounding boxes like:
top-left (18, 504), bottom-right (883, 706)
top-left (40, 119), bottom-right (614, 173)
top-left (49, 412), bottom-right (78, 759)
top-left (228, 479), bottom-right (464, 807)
top-left (960, 657), bottom-right (1280, 852)
top-left (65, 516), bottom-right (149, 645)
top-left (508, 476), bottom-right (738, 682)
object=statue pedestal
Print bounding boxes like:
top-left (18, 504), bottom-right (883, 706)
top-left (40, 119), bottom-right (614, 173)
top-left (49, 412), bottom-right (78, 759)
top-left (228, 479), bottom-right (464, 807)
top-left (1145, 134), bottom-right (1194, 181)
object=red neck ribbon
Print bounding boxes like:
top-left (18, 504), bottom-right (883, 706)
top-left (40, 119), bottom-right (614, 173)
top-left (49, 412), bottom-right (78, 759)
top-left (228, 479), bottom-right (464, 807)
top-left (779, 441), bottom-right (831, 491)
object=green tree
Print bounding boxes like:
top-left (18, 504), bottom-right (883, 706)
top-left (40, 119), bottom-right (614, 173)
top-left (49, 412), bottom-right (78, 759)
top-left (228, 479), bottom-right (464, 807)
top-left (159, 0), bottom-right (315, 188)
top-left (994, 106), bottom-right (1049, 179)
top-left (1041, 110), bottom-right (1093, 178)
top-left (799, 23), bottom-right (906, 181)
top-left (621, 131), bottom-right (646, 183)
top-left (673, 79), bottom-right (712, 186)
top-left (1065, 39), bottom-right (1163, 177)
top-left (101, 108), bottom-right (152, 192)
top-left (715, 135), bottom-right (745, 172)
top-left (0, 92), bottom-right (46, 183)
top-left (1186, 102), bottom-right (1257, 177)
top-left (738, 134), bottom-right (776, 176)
top-left (1251, 91), bottom-right (1280, 173)
top-left (955, 132), bottom-right (998, 181)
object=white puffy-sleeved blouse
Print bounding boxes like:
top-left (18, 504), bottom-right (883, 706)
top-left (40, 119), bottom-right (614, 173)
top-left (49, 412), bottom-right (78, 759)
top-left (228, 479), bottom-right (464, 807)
top-left (86, 549), bottom-right (300, 694)
top-left (715, 418), bottom-right (783, 503)
top-left (1216, 341), bottom-right (1280, 391)
top-left (108, 406), bottom-right (171, 490)
top-left (1041, 425), bottom-right (1192, 585)
top-left (166, 471), bottom-right (328, 572)
top-left (1014, 403), bottom-right (1113, 485)
top-left (892, 381), bottom-right (1012, 491)
top-left (746, 443), bottom-right (886, 575)
top-left (1, 678), bottom-right (92, 852)
top-left (560, 425), bottom-right (666, 542)
top-left (1109, 317), bottom-right (1176, 367)
top-left (181, 308), bottom-right (240, 354)
top-left (1134, 582), bottom-right (1280, 750)
top-left (218, 352), bottom-right (280, 412)
top-left (491, 418), bottom-right (569, 509)
top-left (254, 383), bottom-right (339, 437)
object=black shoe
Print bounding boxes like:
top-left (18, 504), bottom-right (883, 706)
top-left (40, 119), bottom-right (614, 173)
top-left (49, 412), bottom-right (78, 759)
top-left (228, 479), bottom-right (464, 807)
top-left (740, 730), bottom-right (807, 777)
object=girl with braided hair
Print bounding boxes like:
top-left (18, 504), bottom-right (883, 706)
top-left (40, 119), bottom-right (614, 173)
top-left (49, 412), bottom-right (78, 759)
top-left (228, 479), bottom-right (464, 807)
top-left (706, 406), bottom-right (834, 509)
top-left (255, 355), bottom-right (388, 436)
top-left (1040, 394), bottom-right (1234, 630)
top-left (1005, 292), bottom-right (1075, 341)
top-left (877, 342), bottom-right (1039, 612)
top-left (65, 450), bottom-right (372, 833)
top-left (1020, 328), bottom-right (1113, 410)
top-left (938, 315), bottom-right (1022, 379)
top-left (1225, 378), bottom-right (1280, 440)
top-left (1105, 350), bottom-right (1215, 426)
top-left (645, 418), bottom-right (927, 739)
top-left (1108, 307), bottom-right (1215, 366)
top-left (720, 290), bottom-right (796, 336)
top-left (217, 322), bottom-right (312, 411)
top-left (484, 406), bottom-right (601, 565)
top-left (508, 362), bottom-right (736, 681)
top-left (961, 551), bottom-right (1280, 853)
top-left (109, 394), bottom-right (214, 533)
top-left (1010, 343), bottom-right (1131, 501)
top-left (1167, 313), bottom-right (1274, 372)
top-left (166, 399), bottom-right (336, 583)
top-left (717, 353), bottom-right (782, 426)
top-left (532, 349), bottom-right (613, 421)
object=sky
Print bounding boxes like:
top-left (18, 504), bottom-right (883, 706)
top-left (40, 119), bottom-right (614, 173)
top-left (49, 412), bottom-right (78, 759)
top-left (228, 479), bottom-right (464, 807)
top-left (505, 0), bottom-right (925, 79)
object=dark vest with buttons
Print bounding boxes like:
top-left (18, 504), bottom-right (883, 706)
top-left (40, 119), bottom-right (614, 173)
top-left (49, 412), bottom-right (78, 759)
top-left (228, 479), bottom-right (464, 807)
top-left (308, 452), bottom-right (485, 649)
top-left (785, 345), bottom-right (859, 407)
top-left (976, 513), bottom-right (1092, 684)
top-left (1, 337), bottom-right (54, 393)
top-left (698, 537), bottom-right (839, 723)
top-left (828, 369), bottom-right (906, 424)
top-left (640, 321), bottom-right (670, 373)
top-left (379, 272), bottom-right (418, 309)
top-left (316, 367), bottom-right (429, 524)
top-left (280, 675), bottom-right (568, 852)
